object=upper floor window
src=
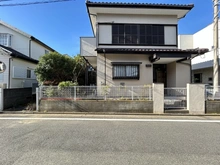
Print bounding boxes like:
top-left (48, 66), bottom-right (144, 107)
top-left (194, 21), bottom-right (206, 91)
top-left (45, 50), bottom-right (49, 54)
top-left (0, 33), bottom-right (12, 47)
top-left (27, 69), bottom-right (31, 79)
top-left (112, 24), bottom-right (164, 46)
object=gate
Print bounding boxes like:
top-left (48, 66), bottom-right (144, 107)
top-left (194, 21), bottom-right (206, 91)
top-left (164, 88), bottom-right (187, 109)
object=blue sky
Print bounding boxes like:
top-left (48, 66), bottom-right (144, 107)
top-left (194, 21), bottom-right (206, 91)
top-left (0, 0), bottom-right (214, 56)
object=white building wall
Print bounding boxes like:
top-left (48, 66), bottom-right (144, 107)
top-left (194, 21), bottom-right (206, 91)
top-left (97, 54), bottom-right (153, 86)
top-left (10, 58), bottom-right (37, 88)
top-left (178, 35), bottom-right (193, 49)
top-left (31, 41), bottom-right (51, 60)
top-left (192, 23), bottom-right (214, 66)
top-left (81, 37), bottom-right (97, 57)
top-left (0, 24), bottom-right (30, 56)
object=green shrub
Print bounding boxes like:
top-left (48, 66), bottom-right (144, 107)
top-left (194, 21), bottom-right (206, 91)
top-left (58, 81), bottom-right (78, 89)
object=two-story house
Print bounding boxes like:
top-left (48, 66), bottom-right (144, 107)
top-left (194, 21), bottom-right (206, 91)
top-left (81, 1), bottom-right (209, 87)
top-left (0, 20), bottom-right (55, 90)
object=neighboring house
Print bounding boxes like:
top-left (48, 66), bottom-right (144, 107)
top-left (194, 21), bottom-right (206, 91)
top-left (0, 20), bottom-right (55, 89)
top-left (178, 22), bottom-right (219, 85)
top-left (81, 1), bottom-right (208, 87)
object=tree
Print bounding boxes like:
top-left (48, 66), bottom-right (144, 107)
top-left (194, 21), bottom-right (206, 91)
top-left (35, 52), bottom-right (86, 85)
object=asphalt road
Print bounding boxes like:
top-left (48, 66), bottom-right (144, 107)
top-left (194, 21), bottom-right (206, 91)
top-left (0, 114), bottom-right (220, 165)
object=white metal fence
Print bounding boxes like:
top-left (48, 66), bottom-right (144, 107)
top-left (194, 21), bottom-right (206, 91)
top-left (37, 86), bottom-right (153, 101)
top-left (164, 88), bottom-right (187, 109)
top-left (205, 85), bottom-right (220, 100)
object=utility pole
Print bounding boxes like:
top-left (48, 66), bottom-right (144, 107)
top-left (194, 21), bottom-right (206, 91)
top-left (213, 0), bottom-right (219, 93)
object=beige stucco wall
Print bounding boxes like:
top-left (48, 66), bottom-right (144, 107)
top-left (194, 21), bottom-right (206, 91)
top-left (167, 62), bottom-right (176, 87)
top-left (97, 14), bottom-right (178, 24)
top-left (166, 61), bottom-right (191, 88)
top-left (97, 53), bottom-right (153, 86)
top-left (176, 61), bottom-right (191, 87)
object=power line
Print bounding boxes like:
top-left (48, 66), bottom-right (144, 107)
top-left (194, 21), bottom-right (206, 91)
top-left (0, 0), bottom-right (74, 6)
top-left (0, 0), bottom-right (12, 2)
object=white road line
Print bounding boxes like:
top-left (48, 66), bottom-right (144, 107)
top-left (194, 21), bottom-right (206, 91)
top-left (0, 117), bottom-right (220, 123)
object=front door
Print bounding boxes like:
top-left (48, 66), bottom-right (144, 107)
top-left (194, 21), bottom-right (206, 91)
top-left (153, 64), bottom-right (167, 87)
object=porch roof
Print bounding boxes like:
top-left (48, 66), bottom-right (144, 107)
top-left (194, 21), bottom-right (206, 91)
top-left (96, 48), bottom-right (209, 55)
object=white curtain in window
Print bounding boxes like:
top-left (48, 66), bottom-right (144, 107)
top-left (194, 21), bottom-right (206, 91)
top-left (126, 66), bottom-right (138, 77)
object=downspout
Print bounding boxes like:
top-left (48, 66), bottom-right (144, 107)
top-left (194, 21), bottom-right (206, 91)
top-left (103, 49), bottom-right (106, 85)
top-left (8, 57), bottom-right (12, 88)
top-left (29, 40), bottom-right (31, 58)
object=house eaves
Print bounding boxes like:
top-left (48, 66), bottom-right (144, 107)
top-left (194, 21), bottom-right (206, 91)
top-left (86, 1), bottom-right (194, 10)
top-left (0, 45), bottom-right (38, 64)
top-left (96, 48), bottom-right (209, 55)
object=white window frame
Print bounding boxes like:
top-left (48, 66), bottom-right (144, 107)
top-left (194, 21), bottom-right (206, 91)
top-left (0, 33), bottom-right (12, 47)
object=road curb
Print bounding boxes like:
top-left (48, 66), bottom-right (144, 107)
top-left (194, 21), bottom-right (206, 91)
top-left (1, 111), bottom-right (220, 116)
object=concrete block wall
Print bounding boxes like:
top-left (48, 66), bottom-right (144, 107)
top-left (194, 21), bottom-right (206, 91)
top-left (39, 100), bottom-right (153, 113)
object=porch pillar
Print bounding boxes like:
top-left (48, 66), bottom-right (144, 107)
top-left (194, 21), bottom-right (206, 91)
top-left (187, 84), bottom-right (205, 114)
top-left (153, 83), bottom-right (164, 114)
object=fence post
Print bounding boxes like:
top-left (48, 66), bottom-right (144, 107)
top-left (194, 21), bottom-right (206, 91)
top-left (0, 88), bottom-right (4, 112)
top-left (153, 83), bottom-right (164, 114)
top-left (74, 86), bottom-right (76, 101)
top-left (187, 84), bottom-right (205, 114)
top-left (131, 86), bottom-right (134, 100)
top-left (36, 87), bottom-right (39, 112)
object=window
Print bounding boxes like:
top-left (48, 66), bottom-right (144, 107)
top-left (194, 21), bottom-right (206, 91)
top-left (27, 69), bottom-right (31, 78)
top-left (194, 73), bottom-right (202, 83)
top-left (0, 33), bottom-right (12, 46)
top-left (112, 24), bottom-right (164, 45)
top-left (45, 50), bottom-right (49, 54)
top-left (112, 63), bottom-right (141, 79)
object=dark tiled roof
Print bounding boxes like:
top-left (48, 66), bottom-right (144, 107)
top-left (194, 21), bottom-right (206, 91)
top-left (96, 48), bottom-right (209, 55)
top-left (86, 1), bottom-right (194, 10)
top-left (0, 45), bottom-right (38, 64)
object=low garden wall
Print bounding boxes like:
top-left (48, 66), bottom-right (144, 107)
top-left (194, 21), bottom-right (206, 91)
top-left (206, 101), bottom-right (220, 113)
top-left (39, 99), bottom-right (153, 113)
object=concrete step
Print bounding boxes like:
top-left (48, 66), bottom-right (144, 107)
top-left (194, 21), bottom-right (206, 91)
top-left (164, 109), bottom-right (189, 114)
